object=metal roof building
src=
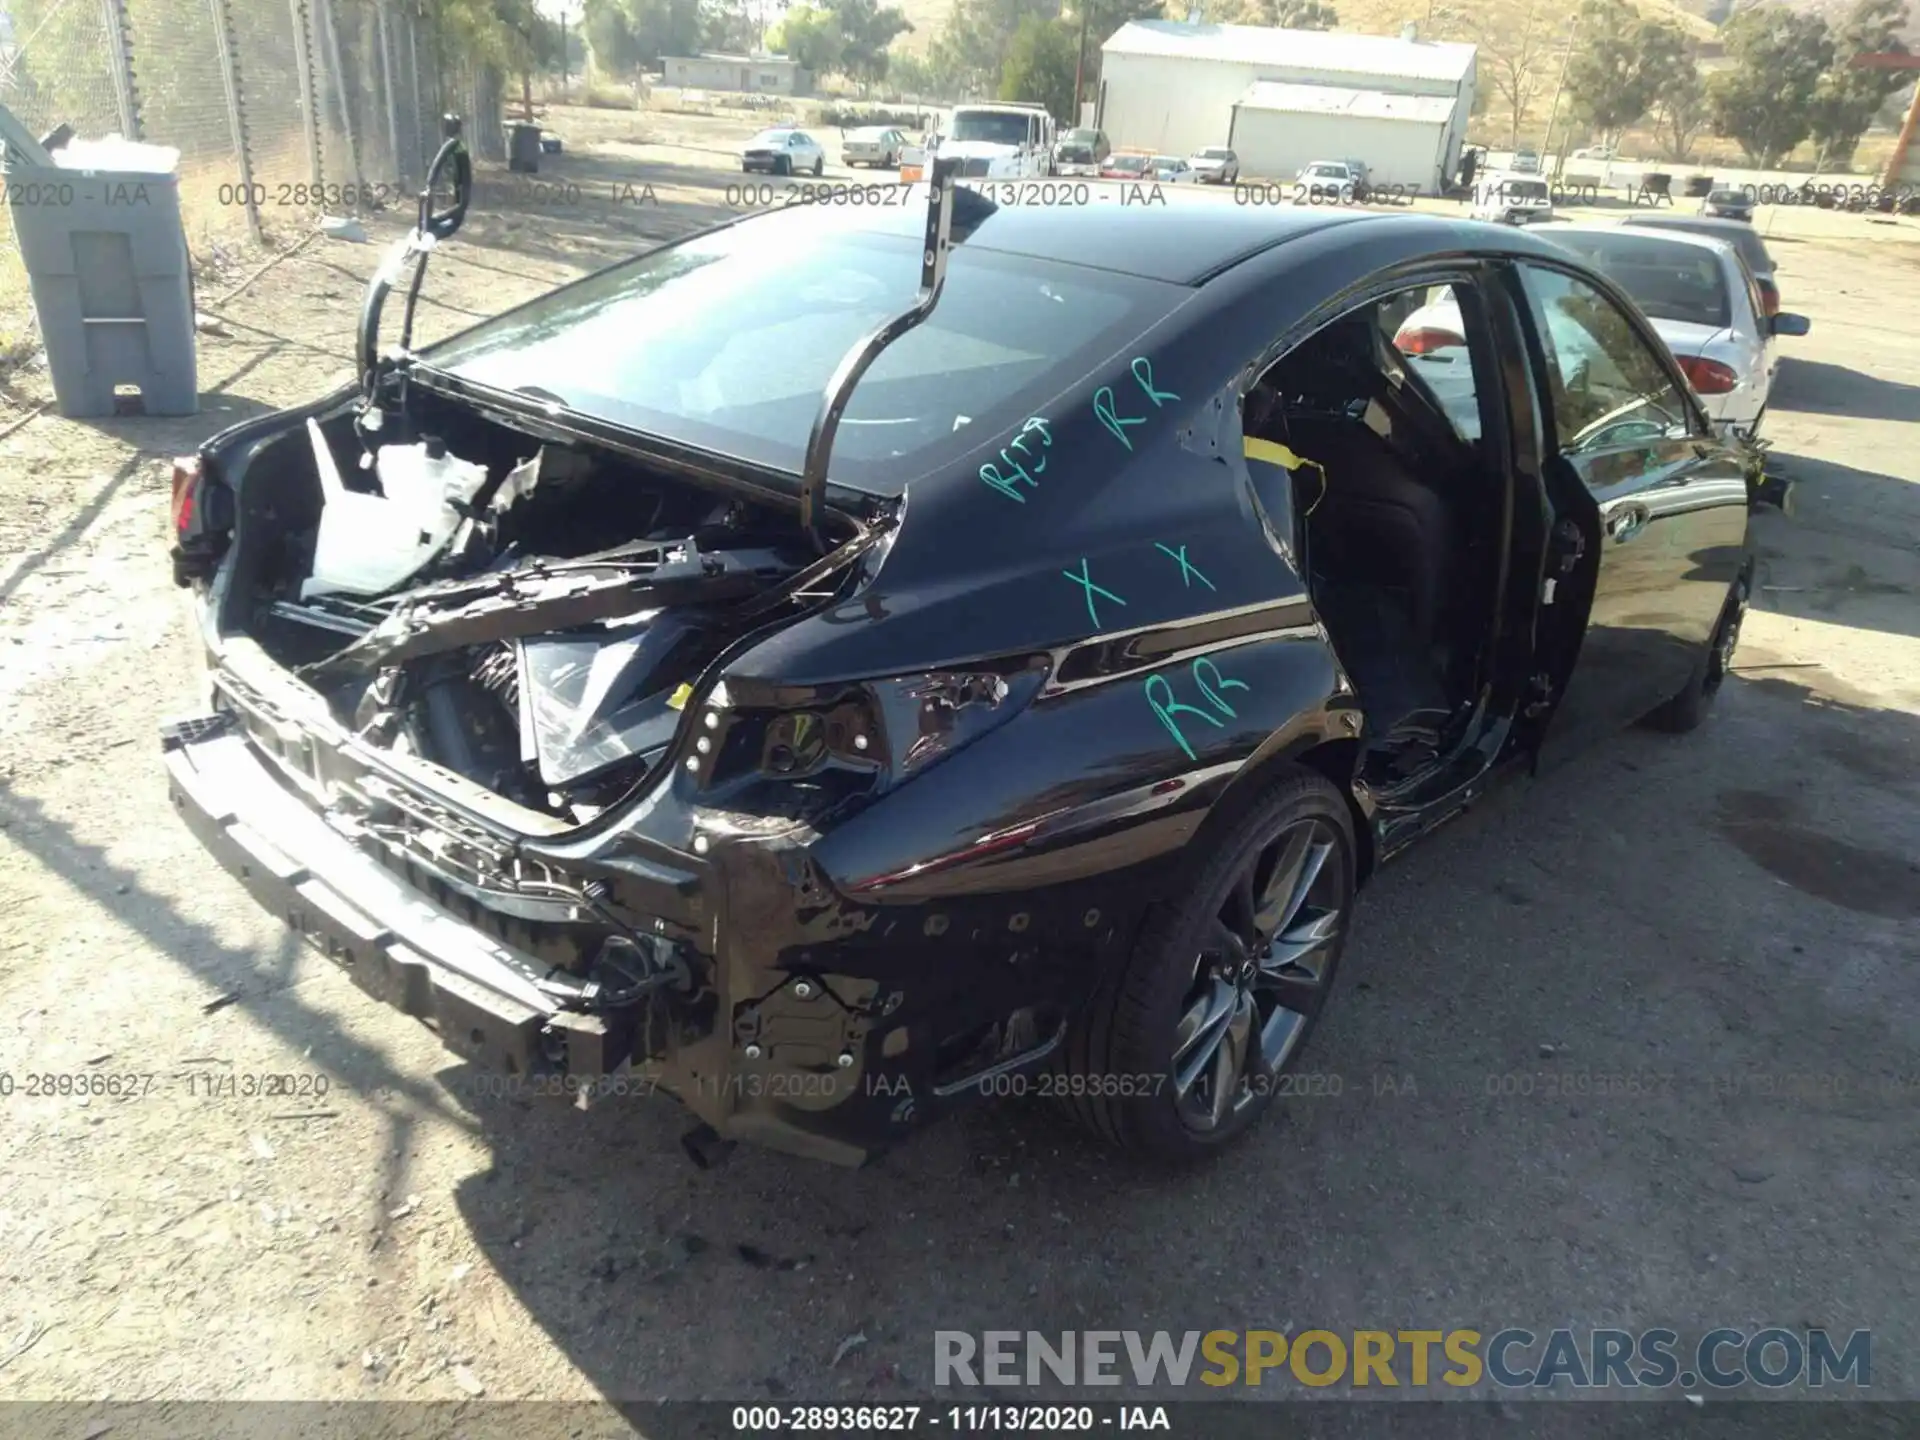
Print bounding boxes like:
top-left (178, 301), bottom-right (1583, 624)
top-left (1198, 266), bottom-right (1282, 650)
top-left (1096, 20), bottom-right (1478, 193)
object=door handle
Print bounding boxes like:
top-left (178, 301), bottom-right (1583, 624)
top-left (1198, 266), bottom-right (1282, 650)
top-left (1606, 505), bottom-right (1648, 542)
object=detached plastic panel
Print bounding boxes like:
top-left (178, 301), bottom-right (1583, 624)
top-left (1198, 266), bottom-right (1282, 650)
top-left (10, 150), bottom-right (198, 418)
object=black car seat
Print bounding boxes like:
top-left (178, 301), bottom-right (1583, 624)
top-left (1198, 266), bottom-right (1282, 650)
top-left (1252, 314), bottom-right (1460, 735)
top-left (1258, 316), bottom-right (1455, 655)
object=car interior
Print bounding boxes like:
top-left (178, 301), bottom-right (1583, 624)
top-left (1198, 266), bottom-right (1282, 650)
top-left (1242, 294), bottom-right (1506, 789)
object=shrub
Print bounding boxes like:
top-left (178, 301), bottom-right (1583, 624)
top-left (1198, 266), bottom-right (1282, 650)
top-left (815, 104), bottom-right (929, 129)
top-left (585, 83), bottom-right (637, 110)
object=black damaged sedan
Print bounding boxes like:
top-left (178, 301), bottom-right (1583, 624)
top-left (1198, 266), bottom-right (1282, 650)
top-left (165, 154), bottom-right (1775, 1166)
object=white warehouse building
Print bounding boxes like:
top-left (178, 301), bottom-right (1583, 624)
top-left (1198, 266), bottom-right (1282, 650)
top-left (1096, 20), bottom-right (1477, 194)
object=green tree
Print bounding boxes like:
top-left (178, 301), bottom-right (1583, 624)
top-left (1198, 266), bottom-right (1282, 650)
top-left (1807, 0), bottom-right (1912, 169)
top-left (998, 15), bottom-right (1079, 121)
top-left (1707, 4), bottom-right (1835, 168)
top-left (1642, 25), bottom-right (1708, 161)
top-left (583, 0), bottom-right (701, 70)
top-left (836, 0), bottom-right (914, 85)
top-left (699, 0), bottom-right (758, 52)
top-left (886, 50), bottom-right (935, 95)
top-left (772, 5), bottom-right (847, 71)
top-left (1563, 0), bottom-right (1664, 143)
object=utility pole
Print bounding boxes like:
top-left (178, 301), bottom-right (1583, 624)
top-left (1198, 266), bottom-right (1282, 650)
top-left (1073, 0), bottom-right (1092, 128)
top-left (1540, 9), bottom-right (1579, 161)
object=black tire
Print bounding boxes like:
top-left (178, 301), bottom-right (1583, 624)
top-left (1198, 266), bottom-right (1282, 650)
top-left (775, 155), bottom-right (791, 177)
top-left (1644, 572), bottom-right (1750, 733)
top-left (1059, 767), bottom-right (1357, 1162)
top-left (812, 156), bottom-right (824, 176)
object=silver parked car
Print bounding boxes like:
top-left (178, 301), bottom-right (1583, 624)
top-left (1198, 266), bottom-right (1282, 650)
top-left (1189, 146), bottom-right (1240, 184)
top-left (1295, 160), bottom-right (1358, 203)
top-left (842, 126), bottom-right (907, 168)
top-left (742, 128), bottom-right (826, 176)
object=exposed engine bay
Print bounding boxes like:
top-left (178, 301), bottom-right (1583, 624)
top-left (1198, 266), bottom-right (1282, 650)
top-left (231, 383), bottom-right (870, 826)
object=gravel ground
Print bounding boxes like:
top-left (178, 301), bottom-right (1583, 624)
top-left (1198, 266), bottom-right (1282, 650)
top-left (0, 105), bottom-right (1915, 1417)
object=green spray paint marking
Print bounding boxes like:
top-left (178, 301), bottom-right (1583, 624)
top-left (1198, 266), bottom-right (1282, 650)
top-left (1132, 356), bottom-right (1179, 407)
top-left (1155, 542), bottom-right (1215, 591)
top-left (1094, 386), bottom-right (1144, 451)
top-left (1064, 558), bottom-right (1127, 630)
top-left (1144, 655), bottom-right (1250, 761)
top-left (980, 416), bottom-right (1054, 502)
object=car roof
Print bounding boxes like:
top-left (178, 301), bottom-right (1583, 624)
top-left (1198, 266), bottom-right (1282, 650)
top-left (1619, 214), bottom-right (1775, 273)
top-left (732, 202), bottom-right (1626, 289)
top-left (731, 198), bottom-right (1412, 285)
top-left (1548, 222), bottom-right (1736, 256)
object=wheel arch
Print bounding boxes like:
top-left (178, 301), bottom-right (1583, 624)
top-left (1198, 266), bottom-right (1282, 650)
top-left (1185, 712), bottom-right (1376, 892)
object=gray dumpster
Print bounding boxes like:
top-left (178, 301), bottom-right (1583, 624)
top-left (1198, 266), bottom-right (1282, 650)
top-left (9, 139), bottom-right (197, 418)
top-left (508, 121), bottom-right (541, 173)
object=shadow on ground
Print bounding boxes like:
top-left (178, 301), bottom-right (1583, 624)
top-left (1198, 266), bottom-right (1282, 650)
top-left (1772, 356), bottom-right (1920, 425)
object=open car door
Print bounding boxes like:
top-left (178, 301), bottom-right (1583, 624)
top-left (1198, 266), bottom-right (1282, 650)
top-left (1504, 260), bottom-right (1751, 769)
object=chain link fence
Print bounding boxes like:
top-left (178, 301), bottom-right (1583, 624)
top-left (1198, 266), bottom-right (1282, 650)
top-left (0, 0), bottom-right (505, 347)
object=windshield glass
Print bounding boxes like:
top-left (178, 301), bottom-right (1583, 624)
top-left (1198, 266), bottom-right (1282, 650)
top-left (1547, 232), bottom-right (1732, 329)
top-left (1109, 154), bottom-right (1150, 172)
top-left (1505, 180), bottom-right (1549, 200)
top-left (949, 110), bottom-right (1032, 146)
top-left (748, 130), bottom-right (793, 147)
top-left (424, 216), bottom-right (1185, 495)
top-left (1307, 164), bottom-right (1345, 178)
top-left (1200, 148), bottom-right (1232, 160)
top-left (1056, 144), bottom-right (1093, 162)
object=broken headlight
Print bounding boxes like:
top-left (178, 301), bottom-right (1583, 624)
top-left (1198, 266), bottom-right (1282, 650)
top-left (862, 667), bottom-right (1047, 785)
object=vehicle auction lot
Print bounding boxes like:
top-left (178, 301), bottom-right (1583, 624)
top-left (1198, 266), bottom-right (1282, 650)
top-left (0, 105), bottom-right (1916, 1411)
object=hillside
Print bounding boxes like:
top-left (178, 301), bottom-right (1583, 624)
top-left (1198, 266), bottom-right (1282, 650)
top-left (1667, 0), bottom-right (1920, 43)
top-left (893, 0), bottom-right (1720, 58)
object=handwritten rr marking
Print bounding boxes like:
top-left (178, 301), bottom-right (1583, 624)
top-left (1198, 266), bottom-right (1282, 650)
top-left (1132, 357), bottom-right (1179, 407)
top-left (1154, 542), bottom-right (1215, 592)
top-left (1093, 386), bottom-right (1145, 451)
top-left (1094, 355), bottom-right (1180, 452)
top-left (1144, 655), bottom-right (1250, 761)
top-left (1064, 559), bottom-right (1127, 630)
top-left (1191, 656), bottom-right (1248, 717)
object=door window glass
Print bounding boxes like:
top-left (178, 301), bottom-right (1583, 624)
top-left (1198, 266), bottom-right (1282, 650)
top-left (1382, 284), bottom-right (1484, 445)
top-left (1517, 264), bottom-right (1695, 454)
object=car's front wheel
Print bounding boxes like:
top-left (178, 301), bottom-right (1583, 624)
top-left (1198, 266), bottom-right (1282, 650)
top-left (775, 155), bottom-right (792, 176)
top-left (812, 156), bottom-right (824, 176)
top-left (1060, 767), bottom-right (1356, 1162)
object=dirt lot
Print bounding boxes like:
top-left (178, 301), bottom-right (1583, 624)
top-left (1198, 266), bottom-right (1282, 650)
top-left (1, 104), bottom-right (1917, 1413)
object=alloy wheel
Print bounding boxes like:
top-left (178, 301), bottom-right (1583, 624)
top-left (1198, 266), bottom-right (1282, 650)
top-left (1171, 817), bottom-right (1345, 1134)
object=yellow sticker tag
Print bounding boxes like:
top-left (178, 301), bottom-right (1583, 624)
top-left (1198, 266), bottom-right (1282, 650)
top-left (1244, 436), bottom-right (1309, 470)
top-left (667, 683), bottom-right (694, 711)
